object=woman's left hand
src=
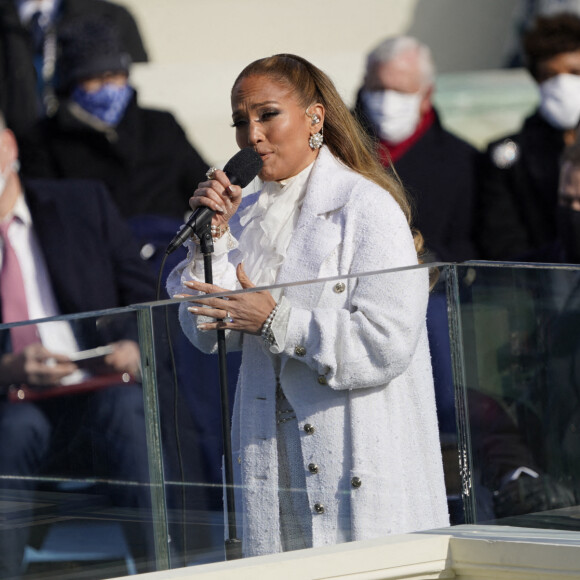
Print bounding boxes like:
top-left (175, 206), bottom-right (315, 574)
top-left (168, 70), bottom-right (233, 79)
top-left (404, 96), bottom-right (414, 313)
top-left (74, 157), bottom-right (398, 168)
top-left (180, 263), bottom-right (276, 335)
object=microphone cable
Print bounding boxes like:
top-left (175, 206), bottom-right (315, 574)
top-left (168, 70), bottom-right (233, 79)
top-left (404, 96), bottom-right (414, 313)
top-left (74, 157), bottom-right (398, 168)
top-left (155, 249), bottom-right (189, 562)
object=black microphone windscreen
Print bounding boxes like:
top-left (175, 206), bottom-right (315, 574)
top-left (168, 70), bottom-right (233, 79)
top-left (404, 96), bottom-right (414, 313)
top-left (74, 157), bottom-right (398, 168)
top-left (223, 148), bottom-right (263, 188)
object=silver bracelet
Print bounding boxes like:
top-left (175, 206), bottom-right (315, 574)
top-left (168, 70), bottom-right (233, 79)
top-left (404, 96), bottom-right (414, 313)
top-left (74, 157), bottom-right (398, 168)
top-left (261, 303), bottom-right (279, 345)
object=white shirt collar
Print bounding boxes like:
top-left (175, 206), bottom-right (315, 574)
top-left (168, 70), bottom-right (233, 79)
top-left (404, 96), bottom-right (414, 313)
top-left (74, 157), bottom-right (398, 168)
top-left (12, 193), bottom-right (33, 227)
top-left (17, 0), bottom-right (59, 26)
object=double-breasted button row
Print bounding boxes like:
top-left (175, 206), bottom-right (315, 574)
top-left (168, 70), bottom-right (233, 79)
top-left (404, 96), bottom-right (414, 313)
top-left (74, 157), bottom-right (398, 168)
top-left (294, 345), bottom-right (306, 357)
top-left (333, 281), bottom-right (346, 293)
top-left (317, 375), bottom-right (327, 385)
top-left (351, 476), bottom-right (362, 488)
top-left (314, 502), bottom-right (325, 514)
top-left (303, 423), bottom-right (315, 435)
top-left (308, 463), bottom-right (319, 474)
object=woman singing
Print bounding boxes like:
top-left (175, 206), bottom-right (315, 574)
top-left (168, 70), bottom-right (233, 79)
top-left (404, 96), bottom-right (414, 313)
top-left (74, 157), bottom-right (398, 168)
top-left (167, 54), bottom-right (449, 557)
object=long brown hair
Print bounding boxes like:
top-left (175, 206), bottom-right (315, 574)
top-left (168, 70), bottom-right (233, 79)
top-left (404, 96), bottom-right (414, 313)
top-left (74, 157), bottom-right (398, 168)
top-left (232, 53), bottom-right (426, 260)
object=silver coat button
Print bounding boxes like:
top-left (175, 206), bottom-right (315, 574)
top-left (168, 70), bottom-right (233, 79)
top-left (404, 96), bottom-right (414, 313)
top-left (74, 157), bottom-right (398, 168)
top-left (308, 463), bottom-right (319, 474)
top-left (294, 346), bottom-right (306, 357)
top-left (351, 476), bottom-right (362, 488)
top-left (333, 282), bottom-right (346, 293)
top-left (314, 502), bottom-right (325, 514)
top-left (317, 375), bottom-right (327, 385)
top-left (303, 423), bottom-right (315, 435)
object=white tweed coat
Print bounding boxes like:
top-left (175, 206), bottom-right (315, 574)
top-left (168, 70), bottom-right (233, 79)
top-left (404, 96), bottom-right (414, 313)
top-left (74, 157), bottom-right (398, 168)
top-left (167, 146), bottom-right (449, 557)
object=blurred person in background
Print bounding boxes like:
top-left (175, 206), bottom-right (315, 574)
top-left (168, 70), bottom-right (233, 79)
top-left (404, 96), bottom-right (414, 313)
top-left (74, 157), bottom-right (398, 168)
top-left (478, 13), bottom-right (580, 261)
top-left (490, 138), bottom-right (580, 521)
top-left (354, 35), bottom-right (479, 263)
top-left (539, 139), bottom-right (580, 507)
top-left (0, 0), bottom-right (148, 136)
top-left (554, 140), bottom-right (580, 262)
top-left (20, 14), bottom-right (208, 223)
top-left (0, 111), bottom-right (157, 576)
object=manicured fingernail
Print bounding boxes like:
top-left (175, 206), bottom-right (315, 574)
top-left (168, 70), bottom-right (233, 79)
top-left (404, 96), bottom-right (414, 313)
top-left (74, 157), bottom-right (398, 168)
top-left (187, 307), bottom-right (199, 313)
top-left (217, 206), bottom-right (226, 213)
top-left (197, 324), bottom-right (210, 331)
top-left (173, 294), bottom-right (186, 298)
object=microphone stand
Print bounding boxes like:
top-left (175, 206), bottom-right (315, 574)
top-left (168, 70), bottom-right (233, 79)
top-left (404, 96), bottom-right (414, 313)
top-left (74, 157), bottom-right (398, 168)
top-left (198, 223), bottom-right (242, 561)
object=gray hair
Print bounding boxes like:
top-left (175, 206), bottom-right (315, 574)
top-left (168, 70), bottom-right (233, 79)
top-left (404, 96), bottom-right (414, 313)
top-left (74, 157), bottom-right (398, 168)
top-left (366, 36), bottom-right (436, 87)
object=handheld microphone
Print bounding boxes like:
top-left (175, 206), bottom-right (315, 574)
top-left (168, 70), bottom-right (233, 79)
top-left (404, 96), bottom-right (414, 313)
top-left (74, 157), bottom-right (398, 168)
top-left (165, 148), bottom-right (263, 255)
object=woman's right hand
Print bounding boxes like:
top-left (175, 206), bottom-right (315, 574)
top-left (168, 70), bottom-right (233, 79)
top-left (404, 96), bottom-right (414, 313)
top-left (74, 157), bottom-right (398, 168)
top-left (190, 168), bottom-right (244, 227)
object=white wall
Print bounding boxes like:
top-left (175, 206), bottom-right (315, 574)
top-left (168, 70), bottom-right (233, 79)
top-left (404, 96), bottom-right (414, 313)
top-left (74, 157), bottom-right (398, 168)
top-left (116, 0), bottom-right (523, 163)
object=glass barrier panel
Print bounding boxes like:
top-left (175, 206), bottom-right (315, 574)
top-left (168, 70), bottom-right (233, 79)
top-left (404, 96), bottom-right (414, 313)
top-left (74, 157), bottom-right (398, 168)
top-left (151, 263), bottom-right (457, 567)
top-left (455, 263), bottom-right (580, 530)
top-left (0, 307), bottom-right (165, 579)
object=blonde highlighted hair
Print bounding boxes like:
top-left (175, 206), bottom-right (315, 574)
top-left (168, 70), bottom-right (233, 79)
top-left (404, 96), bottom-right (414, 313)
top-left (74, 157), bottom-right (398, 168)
top-left (231, 53), bottom-right (426, 261)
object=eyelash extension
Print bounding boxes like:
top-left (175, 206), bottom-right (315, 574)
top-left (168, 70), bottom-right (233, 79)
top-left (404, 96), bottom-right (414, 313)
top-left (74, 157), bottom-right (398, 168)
top-left (231, 110), bottom-right (280, 128)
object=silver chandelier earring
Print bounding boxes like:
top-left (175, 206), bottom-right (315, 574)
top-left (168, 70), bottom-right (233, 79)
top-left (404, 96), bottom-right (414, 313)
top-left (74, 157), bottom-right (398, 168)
top-left (309, 127), bottom-right (324, 150)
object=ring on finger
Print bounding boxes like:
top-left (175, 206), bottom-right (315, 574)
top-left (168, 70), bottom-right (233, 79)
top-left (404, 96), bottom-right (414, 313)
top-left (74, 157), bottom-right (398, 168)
top-left (206, 167), bottom-right (218, 180)
top-left (225, 311), bottom-right (234, 323)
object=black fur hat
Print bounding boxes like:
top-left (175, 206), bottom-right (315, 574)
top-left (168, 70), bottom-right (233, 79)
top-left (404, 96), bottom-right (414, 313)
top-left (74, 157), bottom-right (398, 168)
top-left (56, 16), bottom-right (131, 92)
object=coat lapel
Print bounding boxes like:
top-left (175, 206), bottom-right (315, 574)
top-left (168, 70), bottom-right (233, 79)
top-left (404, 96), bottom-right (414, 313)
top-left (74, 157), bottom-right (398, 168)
top-left (277, 148), bottom-right (351, 293)
top-left (24, 183), bottom-right (79, 314)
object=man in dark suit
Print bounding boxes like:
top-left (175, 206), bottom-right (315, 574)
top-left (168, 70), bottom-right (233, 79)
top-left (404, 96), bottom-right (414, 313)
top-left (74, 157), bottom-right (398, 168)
top-left (0, 114), bottom-right (157, 576)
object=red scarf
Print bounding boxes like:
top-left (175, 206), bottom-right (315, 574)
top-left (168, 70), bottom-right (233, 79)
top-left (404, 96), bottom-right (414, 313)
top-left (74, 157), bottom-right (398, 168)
top-left (377, 107), bottom-right (436, 166)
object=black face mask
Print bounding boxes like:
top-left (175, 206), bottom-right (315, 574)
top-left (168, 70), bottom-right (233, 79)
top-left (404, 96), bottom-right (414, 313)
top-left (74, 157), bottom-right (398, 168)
top-left (557, 206), bottom-right (580, 263)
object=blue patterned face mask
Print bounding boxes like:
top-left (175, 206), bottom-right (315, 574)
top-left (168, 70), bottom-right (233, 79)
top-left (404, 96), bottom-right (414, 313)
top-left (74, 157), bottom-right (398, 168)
top-left (71, 83), bottom-right (134, 126)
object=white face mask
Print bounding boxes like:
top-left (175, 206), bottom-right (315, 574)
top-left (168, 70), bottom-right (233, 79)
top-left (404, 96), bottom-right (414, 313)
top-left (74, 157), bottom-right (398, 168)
top-left (539, 73), bottom-right (580, 130)
top-left (361, 89), bottom-right (422, 144)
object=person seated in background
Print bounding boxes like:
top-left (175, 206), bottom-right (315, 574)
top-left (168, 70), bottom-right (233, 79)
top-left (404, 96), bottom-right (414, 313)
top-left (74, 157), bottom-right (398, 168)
top-left (0, 113), bottom-right (157, 576)
top-left (353, 35), bottom-right (479, 263)
top-left (540, 147), bottom-right (580, 503)
top-left (494, 141), bottom-right (580, 518)
top-left (20, 14), bottom-right (208, 223)
top-left (0, 0), bottom-right (148, 136)
top-left (478, 13), bottom-right (580, 261)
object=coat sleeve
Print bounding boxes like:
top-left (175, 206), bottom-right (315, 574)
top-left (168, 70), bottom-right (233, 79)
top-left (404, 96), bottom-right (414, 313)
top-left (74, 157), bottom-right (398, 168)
top-left (279, 185), bottom-right (431, 391)
top-left (165, 238), bottom-right (243, 355)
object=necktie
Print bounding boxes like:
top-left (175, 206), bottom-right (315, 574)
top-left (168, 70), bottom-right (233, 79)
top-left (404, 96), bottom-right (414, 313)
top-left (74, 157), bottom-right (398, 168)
top-left (0, 218), bottom-right (38, 353)
top-left (28, 10), bottom-right (46, 54)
